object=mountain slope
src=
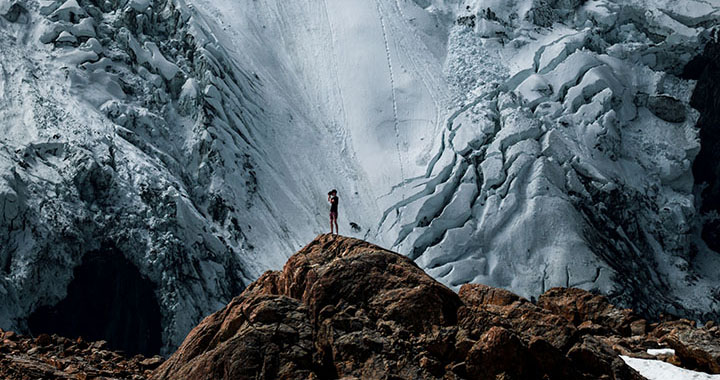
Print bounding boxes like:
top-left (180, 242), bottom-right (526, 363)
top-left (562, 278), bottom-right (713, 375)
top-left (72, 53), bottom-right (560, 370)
top-left (0, 0), bottom-right (719, 354)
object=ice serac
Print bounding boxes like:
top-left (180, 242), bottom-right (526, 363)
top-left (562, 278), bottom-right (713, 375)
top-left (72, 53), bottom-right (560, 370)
top-left (0, 0), bottom-right (356, 354)
top-left (0, 0), bottom-right (719, 355)
top-left (374, 0), bottom-right (720, 324)
top-left (0, 0), bottom-right (439, 354)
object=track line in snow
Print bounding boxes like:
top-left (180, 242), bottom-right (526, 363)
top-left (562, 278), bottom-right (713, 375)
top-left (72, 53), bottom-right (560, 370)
top-left (320, 0), bottom-right (348, 131)
top-left (391, 0), bottom-right (440, 114)
top-left (373, 0), bottom-right (406, 184)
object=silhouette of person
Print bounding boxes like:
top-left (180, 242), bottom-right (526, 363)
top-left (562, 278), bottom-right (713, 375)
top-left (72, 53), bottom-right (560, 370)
top-left (328, 189), bottom-right (339, 235)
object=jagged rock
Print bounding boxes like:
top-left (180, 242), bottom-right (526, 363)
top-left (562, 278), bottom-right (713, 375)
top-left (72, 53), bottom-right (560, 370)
top-left (458, 283), bottom-right (521, 307)
top-left (647, 95), bottom-right (686, 123)
top-left (567, 335), bottom-right (643, 379)
top-left (35, 333), bottom-right (52, 347)
top-left (538, 287), bottom-right (640, 336)
top-left (0, 331), bottom-right (156, 380)
top-left (458, 285), bottom-right (577, 351)
top-left (535, 287), bottom-right (720, 375)
top-left (661, 325), bottom-right (720, 373)
top-left (153, 235), bottom-right (645, 380)
top-left (465, 326), bottom-right (532, 379)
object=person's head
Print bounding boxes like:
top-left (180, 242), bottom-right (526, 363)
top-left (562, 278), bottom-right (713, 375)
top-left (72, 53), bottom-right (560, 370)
top-left (328, 189), bottom-right (337, 196)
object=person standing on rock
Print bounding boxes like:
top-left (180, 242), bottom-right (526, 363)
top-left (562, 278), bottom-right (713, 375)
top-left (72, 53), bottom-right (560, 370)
top-left (328, 189), bottom-right (339, 235)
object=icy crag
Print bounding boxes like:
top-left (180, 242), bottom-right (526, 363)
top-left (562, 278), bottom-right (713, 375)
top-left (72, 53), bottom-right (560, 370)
top-left (0, 0), bottom-right (284, 354)
top-left (376, 0), bottom-right (720, 322)
top-left (1, 0), bottom-right (720, 355)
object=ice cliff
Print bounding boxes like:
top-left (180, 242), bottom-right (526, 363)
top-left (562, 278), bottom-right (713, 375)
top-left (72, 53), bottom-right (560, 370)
top-left (0, 0), bottom-right (719, 354)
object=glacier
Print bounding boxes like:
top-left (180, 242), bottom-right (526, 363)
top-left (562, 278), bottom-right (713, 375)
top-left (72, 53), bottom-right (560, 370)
top-left (1, 0), bottom-right (719, 354)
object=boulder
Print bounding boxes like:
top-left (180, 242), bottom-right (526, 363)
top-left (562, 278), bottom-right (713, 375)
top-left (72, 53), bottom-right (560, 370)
top-left (153, 235), bottom-right (646, 380)
top-left (538, 287), bottom-right (639, 336)
top-left (648, 95), bottom-right (686, 123)
top-left (661, 326), bottom-right (720, 373)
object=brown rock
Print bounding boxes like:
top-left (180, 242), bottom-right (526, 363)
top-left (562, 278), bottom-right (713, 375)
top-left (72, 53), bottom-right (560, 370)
top-left (466, 326), bottom-right (531, 380)
top-left (140, 356), bottom-right (164, 369)
top-left (651, 319), bottom-right (695, 338)
top-left (578, 320), bottom-right (610, 336)
top-left (567, 336), bottom-right (645, 380)
top-left (458, 289), bottom-right (577, 351)
top-left (75, 336), bottom-right (88, 350)
top-left (3, 339), bottom-right (17, 350)
top-left (630, 319), bottom-right (647, 336)
top-left (0, 330), bottom-right (152, 380)
top-left (153, 235), bottom-right (644, 380)
top-left (418, 354), bottom-right (443, 376)
top-left (538, 287), bottom-right (638, 336)
top-left (527, 336), bottom-right (584, 379)
top-left (663, 327), bottom-right (720, 373)
top-left (154, 235), bottom-right (459, 380)
top-left (459, 283), bottom-right (522, 307)
top-left (35, 333), bottom-right (52, 347)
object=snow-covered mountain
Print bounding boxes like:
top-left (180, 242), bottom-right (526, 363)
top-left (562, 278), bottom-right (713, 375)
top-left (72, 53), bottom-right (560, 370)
top-left (0, 0), bottom-right (718, 354)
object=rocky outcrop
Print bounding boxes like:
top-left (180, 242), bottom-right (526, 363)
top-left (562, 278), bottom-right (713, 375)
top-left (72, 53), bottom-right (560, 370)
top-left (536, 287), bottom-right (720, 375)
top-left (538, 287), bottom-right (641, 337)
top-left (0, 329), bottom-right (162, 380)
top-left (152, 235), bottom-right (648, 380)
top-left (4, 235), bottom-right (719, 379)
top-left (654, 320), bottom-right (720, 374)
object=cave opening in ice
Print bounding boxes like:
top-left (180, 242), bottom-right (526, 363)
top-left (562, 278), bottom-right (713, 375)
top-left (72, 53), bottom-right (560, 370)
top-left (688, 39), bottom-right (720, 252)
top-left (28, 244), bottom-right (163, 356)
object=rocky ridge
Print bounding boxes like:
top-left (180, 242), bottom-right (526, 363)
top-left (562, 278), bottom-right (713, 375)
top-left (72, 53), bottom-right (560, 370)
top-left (152, 235), bottom-right (720, 379)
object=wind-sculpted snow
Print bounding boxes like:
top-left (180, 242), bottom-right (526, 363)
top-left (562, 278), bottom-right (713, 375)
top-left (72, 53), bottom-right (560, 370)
top-left (0, 0), bottom-right (719, 354)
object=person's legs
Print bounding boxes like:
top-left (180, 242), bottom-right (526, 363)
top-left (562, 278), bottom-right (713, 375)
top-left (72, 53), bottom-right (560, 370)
top-left (333, 217), bottom-right (339, 235)
top-left (330, 212), bottom-right (337, 234)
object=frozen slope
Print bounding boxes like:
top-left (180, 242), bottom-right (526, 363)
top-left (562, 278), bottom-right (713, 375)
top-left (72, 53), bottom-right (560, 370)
top-left (375, 0), bottom-right (720, 321)
top-left (1, 0), bottom-right (719, 354)
top-left (189, 0), bottom-right (454, 211)
top-left (0, 0), bottom-right (449, 354)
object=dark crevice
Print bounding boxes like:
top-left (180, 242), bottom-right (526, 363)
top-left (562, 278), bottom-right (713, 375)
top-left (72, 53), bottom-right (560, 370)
top-left (688, 38), bottom-right (720, 252)
top-left (28, 244), bottom-right (162, 356)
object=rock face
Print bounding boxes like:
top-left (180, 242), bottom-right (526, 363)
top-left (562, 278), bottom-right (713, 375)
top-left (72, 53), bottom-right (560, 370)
top-left (153, 235), bottom-right (647, 380)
